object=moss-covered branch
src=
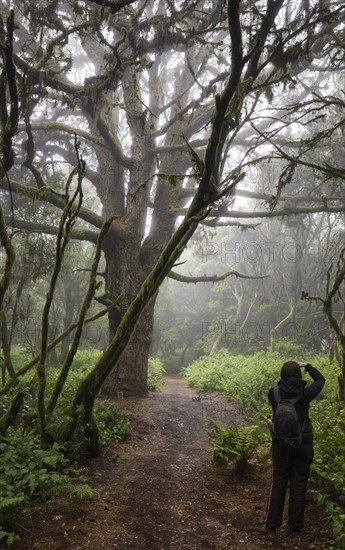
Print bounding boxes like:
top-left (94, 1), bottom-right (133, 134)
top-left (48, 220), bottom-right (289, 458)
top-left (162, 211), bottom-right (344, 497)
top-left (180, 204), bottom-right (345, 219)
top-left (0, 310), bottom-right (15, 380)
top-left (0, 306), bottom-right (111, 397)
top-left (20, 121), bottom-right (108, 149)
top-left (4, 216), bottom-right (99, 243)
top-left (33, 21), bottom-right (90, 72)
top-left (0, 392), bottom-right (24, 436)
top-left (13, 53), bottom-right (82, 97)
top-left (0, 205), bottom-right (15, 310)
top-left (301, 248), bottom-right (345, 343)
top-left (270, 302), bottom-right (296, 352)
top-left (37, 161), bottom-right (84, 441)
top-left (0, 10), bottom-right (19, 175)
top-left (20, 121), bottom-right (133, 169)
top-left (0, 205), bottom-right (15, 380)
top-left (253, 124), bottom-right (345, 182)
top-left (201, 220), bottom-right (261, 229)
top-left (1, 179), bottom-right (104, 230)
top-left (46, 217), bottom-right (114, 416)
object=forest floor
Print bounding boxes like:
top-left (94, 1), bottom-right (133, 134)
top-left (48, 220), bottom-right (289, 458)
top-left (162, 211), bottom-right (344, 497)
top-left (11, 376), bottom-right (333, 550)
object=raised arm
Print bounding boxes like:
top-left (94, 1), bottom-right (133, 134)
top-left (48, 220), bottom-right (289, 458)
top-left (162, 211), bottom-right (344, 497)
top-left (302, 364), bottom-right (326, 402)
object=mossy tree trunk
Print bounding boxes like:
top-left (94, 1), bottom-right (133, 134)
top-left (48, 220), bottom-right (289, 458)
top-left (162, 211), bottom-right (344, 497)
top-left (0, 205), bottom-right (16, 382)
top-left (98, 59), bottom-right (191, 396)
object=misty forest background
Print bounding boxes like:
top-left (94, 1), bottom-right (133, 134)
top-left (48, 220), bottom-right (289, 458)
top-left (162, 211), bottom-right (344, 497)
top-left (1, 0), bottom-right (345, 546)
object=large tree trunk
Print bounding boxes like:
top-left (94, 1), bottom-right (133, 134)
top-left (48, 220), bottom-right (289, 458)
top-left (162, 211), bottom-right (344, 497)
top-left (102, 301), bottom-right (156, 396)
top-left (92, 53), bottom-right (197, 396)
top-left (100, 215), bottom-right (151, 395)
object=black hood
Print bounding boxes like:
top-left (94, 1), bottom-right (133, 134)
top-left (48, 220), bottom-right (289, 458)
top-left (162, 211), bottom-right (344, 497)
top-left (278, 376), bottom-right (307, 396)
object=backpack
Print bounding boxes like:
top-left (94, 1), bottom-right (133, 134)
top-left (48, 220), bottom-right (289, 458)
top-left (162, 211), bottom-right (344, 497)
top-left (273, 387), bottom-right (306, 448)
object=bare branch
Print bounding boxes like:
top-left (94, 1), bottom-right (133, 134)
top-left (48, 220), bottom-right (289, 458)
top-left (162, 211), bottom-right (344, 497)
top-left (19, 121), bottom-right (110, 151)
top-left (168, 268), bottom-right (268, 284)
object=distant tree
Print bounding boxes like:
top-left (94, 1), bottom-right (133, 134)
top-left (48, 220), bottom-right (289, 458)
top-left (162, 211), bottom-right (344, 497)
top-left (302, 248), bottom-right (345, 400)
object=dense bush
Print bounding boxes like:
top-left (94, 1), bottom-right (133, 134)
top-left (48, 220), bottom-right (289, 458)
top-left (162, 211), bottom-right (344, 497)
top-left (184, 350), bottom-right (345, 548)
top-left (310, 398), bottom-right (345, 549)
top-left (0, 433), bottom-right (68, 544)
top-left (147, 357), bottom-right (166, 391)
top-left (184, 349), bottom-right (281, 413)
top-left (0, 361), bottom-right (130, 545)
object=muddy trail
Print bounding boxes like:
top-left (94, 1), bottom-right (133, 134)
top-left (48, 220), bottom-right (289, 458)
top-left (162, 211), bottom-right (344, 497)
top-left (12, 376), bottom-right (332, 549)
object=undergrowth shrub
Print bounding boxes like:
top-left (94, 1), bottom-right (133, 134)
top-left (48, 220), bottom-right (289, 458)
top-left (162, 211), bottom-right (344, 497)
top-left (209, 422), bottom-right (265, 470)
top-left (0, 432), bottom-right (68, 545)
top-left (310, 399), bottom-right (345, 549)
top-left (95, 401), bottom-right (131, 448)
top-left (147, 357), bottom-right (166, 391)
top-left (8, 346), bottom-right (31, 370)
top-left (0, 357), bottom-right (131, 545)
top-left (184, 350), bottom-right (281, 413)
top-left (70, 348), bottom-right (102, 370)
top-left (271, 338), bottom-right (307, 358)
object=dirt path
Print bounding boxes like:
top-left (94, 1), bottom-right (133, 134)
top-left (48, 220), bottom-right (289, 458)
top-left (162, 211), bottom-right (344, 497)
top-left (12, 376), bottom-right (332, 549)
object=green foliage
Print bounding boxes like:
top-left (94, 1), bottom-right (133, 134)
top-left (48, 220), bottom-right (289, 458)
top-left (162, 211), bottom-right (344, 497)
top-left (271, 338), bottom-right (307, 358)
top-left (209, 422), bottom-right (264, 470)
top-left (0, 529), bottom-right (19, 546)
top-left (94, 401), bottom-right (131, 448)
top-left (18, 365), bottom-right (130, 455)
top-left (68, 483), bottom-right (96, 502)
top-left (310, 398), bottom-right (345, 548)
top-left (70, 349), bottom-right (102, 370)
top-left (8, 346), bottom-right (31, 370)
top-left (184, 350), bottom-right (345, 546)
top-left (0, 431), bottom-right (68, 540)
top-left (147, 357), bottom-right (166, 391)
top-left (0, 358), bottom-right (131, 544)
top-left (184, 350), bottom-right (281, 413)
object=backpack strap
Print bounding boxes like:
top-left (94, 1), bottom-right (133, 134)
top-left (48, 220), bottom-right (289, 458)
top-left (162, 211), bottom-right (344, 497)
top-left (273, 386), bottom-right (281, 403)
top-left (273, 386), bottom-right (300, 404)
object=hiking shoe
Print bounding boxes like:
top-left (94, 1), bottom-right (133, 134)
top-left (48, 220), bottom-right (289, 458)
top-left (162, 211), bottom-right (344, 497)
top-left (261, 524), bottom-right (277, 538)
top-left (286, 528), bottom-right (303, 539)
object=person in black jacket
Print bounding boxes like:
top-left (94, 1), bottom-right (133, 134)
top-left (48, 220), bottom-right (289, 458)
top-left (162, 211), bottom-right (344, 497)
top-left (263, 360), bottom-right (325, 538)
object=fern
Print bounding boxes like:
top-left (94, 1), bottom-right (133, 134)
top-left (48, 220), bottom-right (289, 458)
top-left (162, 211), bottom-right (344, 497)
top-left (0, 495), bottom-right (27, 511)
top-left (0, 529), bottom-right (19, 546)
top-left (68, 483), bottom-right (96, 502)
top-left (209, 422), bottom-right (264, 470)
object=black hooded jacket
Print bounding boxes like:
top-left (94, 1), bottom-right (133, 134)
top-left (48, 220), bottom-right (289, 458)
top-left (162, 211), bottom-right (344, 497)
top-left (268, 364), bottom-right (325, 444)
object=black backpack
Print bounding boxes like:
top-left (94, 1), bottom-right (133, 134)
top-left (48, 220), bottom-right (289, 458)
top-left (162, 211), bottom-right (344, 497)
top-left (273, 387), bottom-right (306, 448)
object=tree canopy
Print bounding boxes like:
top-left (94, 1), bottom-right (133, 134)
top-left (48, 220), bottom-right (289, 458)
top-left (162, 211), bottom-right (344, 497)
top-left (1, 0), bottom-right (345, 452)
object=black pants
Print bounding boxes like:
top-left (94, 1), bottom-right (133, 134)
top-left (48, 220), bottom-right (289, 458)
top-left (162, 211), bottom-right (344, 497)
top-left (265, 440), bottom-right (314, 531)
